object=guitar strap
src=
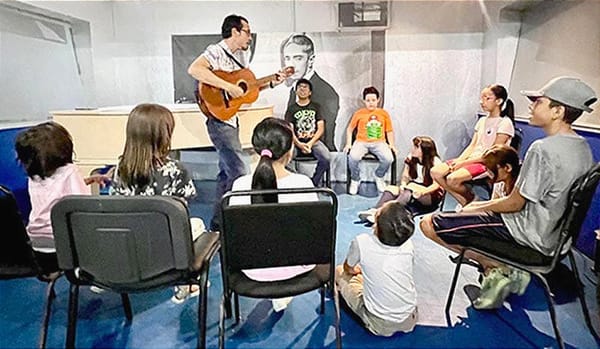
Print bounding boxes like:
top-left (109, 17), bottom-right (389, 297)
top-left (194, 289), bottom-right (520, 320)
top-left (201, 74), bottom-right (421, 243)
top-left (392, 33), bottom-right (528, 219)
top-left (221, 47), bottom-right (245, 70)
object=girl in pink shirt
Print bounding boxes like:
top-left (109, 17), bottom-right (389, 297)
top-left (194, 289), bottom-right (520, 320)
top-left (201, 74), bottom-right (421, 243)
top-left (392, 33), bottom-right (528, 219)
top-left (15, 122), bottom-right (105, 277)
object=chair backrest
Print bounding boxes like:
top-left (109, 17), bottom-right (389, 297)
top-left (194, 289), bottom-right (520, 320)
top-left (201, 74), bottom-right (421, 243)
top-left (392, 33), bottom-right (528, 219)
top-left (0, 185), bottom-right (38, 278)
top-left (220, 188), bottom-right (337, 282)
top-left (51, 195), bottom-right (195, 291)
top-left (554, 162), bottom-right (600, 259)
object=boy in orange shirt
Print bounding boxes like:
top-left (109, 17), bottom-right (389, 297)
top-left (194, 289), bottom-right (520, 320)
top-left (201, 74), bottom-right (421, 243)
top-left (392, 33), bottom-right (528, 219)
top-left (344, 86), bottom-right (396, 195)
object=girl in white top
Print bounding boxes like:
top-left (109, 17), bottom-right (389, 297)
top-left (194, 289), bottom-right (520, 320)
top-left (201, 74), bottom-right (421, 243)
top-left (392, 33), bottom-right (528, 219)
top-left (431, 84), bottom-right (515, 206)
top-left (358, 136), bottom-right (443, 221)
top-left (230, 117), bottom-right (317, 312)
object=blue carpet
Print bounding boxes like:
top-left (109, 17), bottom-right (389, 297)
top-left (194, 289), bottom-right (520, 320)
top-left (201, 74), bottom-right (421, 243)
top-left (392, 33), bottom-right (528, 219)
top-left (1, 180), bottom-right (598, 348)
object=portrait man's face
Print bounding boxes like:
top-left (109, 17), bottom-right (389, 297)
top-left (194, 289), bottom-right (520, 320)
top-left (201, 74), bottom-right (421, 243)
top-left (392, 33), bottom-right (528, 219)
top-left (282, 43), bottom-right (314, 83)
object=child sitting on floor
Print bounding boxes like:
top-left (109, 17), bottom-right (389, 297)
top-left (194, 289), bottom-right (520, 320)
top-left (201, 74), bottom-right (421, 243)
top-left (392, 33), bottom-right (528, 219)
top-left (336, 201), bottom-right (418, 336)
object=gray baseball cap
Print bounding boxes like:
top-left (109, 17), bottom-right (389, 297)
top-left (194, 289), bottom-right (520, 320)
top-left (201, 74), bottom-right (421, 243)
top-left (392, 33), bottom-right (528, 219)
top-left (521, 76), bottom-right (597, 113)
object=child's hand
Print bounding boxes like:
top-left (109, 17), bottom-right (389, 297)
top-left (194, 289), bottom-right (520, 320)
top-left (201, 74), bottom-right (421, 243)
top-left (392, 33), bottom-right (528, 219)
top-left (343, 144), bottom-right (352, 153)
top-left (84, 174), bottom-right (111, 188)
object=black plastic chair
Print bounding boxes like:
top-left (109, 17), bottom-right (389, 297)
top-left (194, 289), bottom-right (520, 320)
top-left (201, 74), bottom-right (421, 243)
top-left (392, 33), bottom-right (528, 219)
top-left (51, 195), bottom-right (220, 349)
top-left (292, 152), bottom-right (331, 188)
top-left (346, 130), bottom-right (397, 193)
top-left (445, 163), bottom-right (600, 349)
top-left (219, 187), bottom-right (341, 349)
top-left (0, 185), bottom-right (60, 349)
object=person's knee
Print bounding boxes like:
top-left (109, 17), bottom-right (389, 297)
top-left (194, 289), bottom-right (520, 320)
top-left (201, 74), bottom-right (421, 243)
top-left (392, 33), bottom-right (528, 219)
top-left (446, 173), bottom-right (465, 190)
top-left (431, 164), bottom-right (448, 181)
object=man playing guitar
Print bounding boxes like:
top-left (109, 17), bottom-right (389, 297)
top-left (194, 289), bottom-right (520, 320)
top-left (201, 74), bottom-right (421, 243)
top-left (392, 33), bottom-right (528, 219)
top-left (188, 14), bottom-right (285, 231)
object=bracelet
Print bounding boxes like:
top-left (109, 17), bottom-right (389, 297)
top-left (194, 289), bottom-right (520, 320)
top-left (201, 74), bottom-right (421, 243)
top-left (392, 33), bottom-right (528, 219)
top-left (269, 81), bottom-right (274, 88)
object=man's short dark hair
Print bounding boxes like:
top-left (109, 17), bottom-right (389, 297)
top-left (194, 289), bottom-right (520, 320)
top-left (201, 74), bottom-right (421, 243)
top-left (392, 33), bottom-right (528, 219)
top-left (548, 99), bottom-right (584, 124)
top-left (221, 14), bottom-right (247, 39)
top-left (363, 86), bottom-right (380, 100)
top-left (281, 34), bottom-right (315, 57)
top-left (375, 202), bottom-right (414, 247)
top-left (296, 78), bottom-right (312, 91)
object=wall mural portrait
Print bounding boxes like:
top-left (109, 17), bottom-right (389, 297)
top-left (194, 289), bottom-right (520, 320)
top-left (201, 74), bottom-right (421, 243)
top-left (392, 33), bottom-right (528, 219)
top-left (173, 31), bottom-right (372, 153)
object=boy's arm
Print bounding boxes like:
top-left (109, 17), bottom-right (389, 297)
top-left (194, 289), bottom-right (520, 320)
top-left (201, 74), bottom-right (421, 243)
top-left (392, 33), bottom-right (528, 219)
top-left (307, 120), bottom-right (325, 149)
top-left (386, 130), bottom-right (397, 153)
top-left (343, 260), bottom-right (362, 275)
top-left (344, 116), bottom-right (357, 152)
top-left (461, 186), bottom-right (526, 213)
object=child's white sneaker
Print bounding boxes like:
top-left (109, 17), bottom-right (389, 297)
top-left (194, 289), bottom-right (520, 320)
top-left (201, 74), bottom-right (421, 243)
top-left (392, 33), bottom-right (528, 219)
top-left (90, 286), bottom-right (105, 294)
top-left (375, 177), bottom-right (386, 192)
top-left (349, 180), bottom-right (359, 195)
top-left (272, 297), bottom-right (293, 312)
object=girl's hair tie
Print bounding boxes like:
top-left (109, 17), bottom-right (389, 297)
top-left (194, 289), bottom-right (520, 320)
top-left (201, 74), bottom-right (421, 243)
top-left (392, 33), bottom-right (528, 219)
top-left (260, 149), bottom-right (273, 158)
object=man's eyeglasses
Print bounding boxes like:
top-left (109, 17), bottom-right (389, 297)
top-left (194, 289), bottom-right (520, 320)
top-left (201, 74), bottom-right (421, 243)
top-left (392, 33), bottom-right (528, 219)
top-left (240, 28), bottom-right (251, 36)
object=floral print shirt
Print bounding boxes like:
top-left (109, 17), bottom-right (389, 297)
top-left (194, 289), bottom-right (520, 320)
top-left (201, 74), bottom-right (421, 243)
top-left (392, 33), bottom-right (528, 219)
top-left (110, 158), bottom-right (196, 202)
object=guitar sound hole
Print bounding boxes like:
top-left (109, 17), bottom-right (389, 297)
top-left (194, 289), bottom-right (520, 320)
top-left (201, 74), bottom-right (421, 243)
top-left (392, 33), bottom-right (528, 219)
top-left (238, 81), bottom-right (248, 93)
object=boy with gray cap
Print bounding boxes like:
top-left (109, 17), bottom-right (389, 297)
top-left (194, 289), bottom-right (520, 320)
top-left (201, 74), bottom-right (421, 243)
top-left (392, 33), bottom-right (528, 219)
top-left (420, 76), bottom-right (596, 309)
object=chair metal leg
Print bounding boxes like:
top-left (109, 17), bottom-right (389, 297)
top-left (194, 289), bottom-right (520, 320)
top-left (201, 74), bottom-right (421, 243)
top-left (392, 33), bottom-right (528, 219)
top-left (568, 252), bottom-right (600, 339)
top-left (234, 293), bottom-right (240, 325)
top-left (38, 276), bottom-right (58, 349)
top-left (219, 296), bottom-right (226, 349)
top-left (120, 293), bottom-right (133, 322)
top-left (197, 271), bottom-right (209, 349)
top-left (332, 282), bottom-right (342, 349)
top-left (537, 273), bottom-right (565, 349)
top-left (66, 284), bottom-right (80, 348)
top-left (445, 250), bottom-right (465, 326)
top-left (390, 155), bottom-right (397, 185)
top-left (320, 287), bottom-right (325, 314)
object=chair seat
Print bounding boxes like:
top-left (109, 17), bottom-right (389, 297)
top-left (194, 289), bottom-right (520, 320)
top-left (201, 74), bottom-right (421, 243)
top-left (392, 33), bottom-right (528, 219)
top-left (0, 264), bottom-right (38, 280)
top-left (461, 235), bottom-right (554, 268)
top-left (228, 264), bottom-right (330, 298)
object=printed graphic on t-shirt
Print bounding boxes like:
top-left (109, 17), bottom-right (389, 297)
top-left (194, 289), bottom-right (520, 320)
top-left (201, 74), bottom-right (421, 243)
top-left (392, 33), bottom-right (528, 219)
top-left (366, 115), bottom-right (383, 140)
top-left (293, 109), bottom-right (318, 140)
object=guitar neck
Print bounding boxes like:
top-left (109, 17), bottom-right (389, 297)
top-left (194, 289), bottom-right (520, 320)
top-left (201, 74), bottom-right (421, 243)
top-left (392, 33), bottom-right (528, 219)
top-left (255, 73), bottom-right (278, 88)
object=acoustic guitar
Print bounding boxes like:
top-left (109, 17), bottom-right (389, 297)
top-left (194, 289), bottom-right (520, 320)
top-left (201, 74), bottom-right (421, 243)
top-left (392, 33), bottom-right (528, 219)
top-left (198, 67), bottom-right (294, 121)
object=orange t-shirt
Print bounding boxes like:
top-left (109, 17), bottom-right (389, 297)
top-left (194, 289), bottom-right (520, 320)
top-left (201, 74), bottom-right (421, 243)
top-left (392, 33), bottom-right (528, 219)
top-left (349, 108), bottom-right (393, 143)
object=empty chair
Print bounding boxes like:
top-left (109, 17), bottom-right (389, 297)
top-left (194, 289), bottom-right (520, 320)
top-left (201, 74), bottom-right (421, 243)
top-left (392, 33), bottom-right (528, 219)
top-left (0, 185), bottom-right (60, 349)
top-left (219, 187), bottom-right (341, 349)
top-left (445, 163), bottom-right (600, 349)
top-left (51, 195), bottom-right (220, 349)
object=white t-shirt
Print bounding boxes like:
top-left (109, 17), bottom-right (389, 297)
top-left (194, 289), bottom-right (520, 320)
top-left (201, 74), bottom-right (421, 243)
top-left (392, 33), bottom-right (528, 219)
top-left (501, 134), bottom-right (593, 255)
top-left (346, 233), bottom-right (417, 323)
top-left (471, 116), bottom-right (514, 159)
top-left (230, 172), bottom-right (317, 281)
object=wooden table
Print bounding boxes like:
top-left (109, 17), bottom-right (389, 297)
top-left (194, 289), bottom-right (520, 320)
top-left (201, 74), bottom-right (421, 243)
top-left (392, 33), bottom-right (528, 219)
top-left (52, 104), bottom-right (273, 176)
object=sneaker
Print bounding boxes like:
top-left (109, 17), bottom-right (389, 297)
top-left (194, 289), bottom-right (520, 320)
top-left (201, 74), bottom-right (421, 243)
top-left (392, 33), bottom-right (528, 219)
top-left (171, 285), bottom-right (200, 304)
top-left (349, 180), bottom-right (359, 195)
top-left (366, 214), bottom-right (376, 225)
top-left (508, 269), bottom-right (531, 295)
top-left (272, 296), bottom-right (293, 312)
top-left (358, 208), bottom-right (377, 222)
top-left (375, 177), bottom-right (386, 193)
top-left (473, 268), bottom-right (512, 310)
top-left (90, 285), bottom-right (105, 294)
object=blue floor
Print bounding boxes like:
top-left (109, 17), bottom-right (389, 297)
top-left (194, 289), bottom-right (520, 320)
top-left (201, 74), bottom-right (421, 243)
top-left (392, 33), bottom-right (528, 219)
top-left (1, 180), bottom-right (599, 348)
